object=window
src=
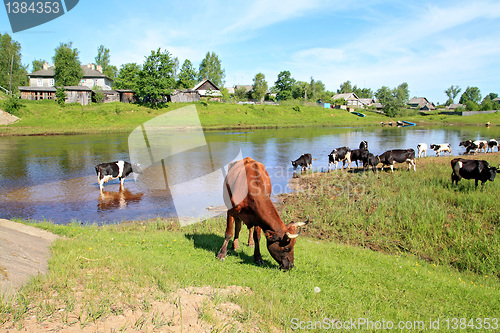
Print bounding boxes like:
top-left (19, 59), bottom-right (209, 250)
top-left (93, 79), bottom-right (98, 87)
top-left (49, 79), bottom-right (54, 86)
top-left (37, 79), bottom-right (43, 87)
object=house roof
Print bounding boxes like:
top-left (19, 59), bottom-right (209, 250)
top-left (18, 86), bottom-right (57, 92)
top-left (234, 85), bottom-right (253, 93)
top-left (359, 98), bottom-right (374, 105)
top-left (408, 97), bottom-right (429, 105)
top-left (192, 79), bottom-right (220, 91)
top-left (332, 92), bottom-right (359, 100)
top-left (29, 65), bottom-right (112, 81)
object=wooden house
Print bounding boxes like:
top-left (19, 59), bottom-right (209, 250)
top-left (408, 97), bottom-right (435, 110)
top-left (192, 79), bottom-right (222, 101)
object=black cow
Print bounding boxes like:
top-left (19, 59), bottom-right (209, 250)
top-left (95, 160), bottom-right (135, 192)
top-left (451, 158), bottom-right (499, 188)
top-left (363, 153), bottom-right (379, 173)
top-left (328, 147), bottom-right (351, 171)
top-left (291, 153), bottom-right (312, 171)
top-left (350, 141), bottom-right (369, 168)
top-left (377, 149), bottom-right (416, 173)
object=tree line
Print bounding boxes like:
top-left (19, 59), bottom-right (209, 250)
top-left (1, 33), bottom-right (498, 114)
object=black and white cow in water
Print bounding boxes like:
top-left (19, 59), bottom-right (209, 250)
top-left (487, 139), bottom-right (498, 153)
top-left (291, 153), bottom-right (312, 171)
top-left (451, 158), bottom-right (499, 188)
top-left (95, 161), bottom-right (135, 192)
top-left (430, 143), bottom-right (452, 157)
top-left (377, 149), bottom-right (416, 173)
top-left (350, 141), bottom-right (369, 168)
top-left (328, 147), bottom-right (351, 171)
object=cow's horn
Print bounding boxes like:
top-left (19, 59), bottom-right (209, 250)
top-left (291, 221), bottom-right (307, 227)
top-left (286, 232), bottom-right (300, 239)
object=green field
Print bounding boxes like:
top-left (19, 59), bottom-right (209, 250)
top-left (1, 154), bottom-right (499, 331)
top-left (2, 99), bottom-right (500, 136)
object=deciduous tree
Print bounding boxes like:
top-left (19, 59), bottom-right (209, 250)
top-left (95, 45), bottom-right (117, 82)
top-left (198, 52), bottom-right (225, 88)
top-left (52, 42), bottom-right (83, 86)
top-left (445, 85), bottom-right (461, 105)
top-left (177, 59), bottom-right (198, 89)
top-left (31, 59), bottom-right (47, 72)
top-left (0, 33), bottom-right (27, 93)
top-left (251, 73), bottom-right (268, 102)
top-left (274, 70), bottom-right (295, 101)
top-left (114, 63), bottom-right (141, 91)
top-left (459, 86), bottom-right (482, 106)
top-left (136, 48), bottom-right (176, 106)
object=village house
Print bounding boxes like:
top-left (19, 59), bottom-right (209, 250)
top-left (408, 97), bottom-right (435, 111)
top-left (18, 62), bottom-right (115, 105)
top-left (332, 92), bottom-right (364, 108)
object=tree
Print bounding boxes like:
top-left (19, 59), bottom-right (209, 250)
top-left (353, 86), bottom-right (374, 99)
top-left (480, 93), bottom-right (500, 111)
top-left (114, 63), bottom-right (141, 90)
top-left (459, 86), bottom-right (482, 105)
top-left (274, 70), bottom-right (296, 101)
top-left (95, 45), bottom-right (117, 82)
top-left (337, 80), bottom-right (353, 94)
top-left (56, 87), bottom-right (66, 106)
top-left (375, 82), bottom-right (409, 117)
top-left (198, 52), bottom-right (226, 88)
top-left (444, 85), bottom-right (461, 105)
top-left (0, 33), bottom-right (27, 93)
top-left (52, 42), bottom-right (83, 86)
top-left (234, 86), bottom-right (249, 101)
top-left (250, 73), bottom-right (268, 102)
top-left (177, 59), bottom-right (198, 89)
top-left (31, 59), bottom-right (47, 72)
top-left (136, 48), bottom-right (176, 106)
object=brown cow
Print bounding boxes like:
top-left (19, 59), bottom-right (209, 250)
top-left (217, 157), bottom-right (306, 271)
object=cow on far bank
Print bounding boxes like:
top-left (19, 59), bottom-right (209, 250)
top-left (377, 149), bottom-right (416, 173)
top-left (328, 147), bottom-right (351, 171)
top-left (451, 158), bottom-right (499, 188)
top-left (430, 143), bottom-right (452, 157)
top-left (291, 153), bottom-right (312, 171)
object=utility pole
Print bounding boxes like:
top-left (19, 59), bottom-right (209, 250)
top-left (9, 54), bottom-right (14, 95)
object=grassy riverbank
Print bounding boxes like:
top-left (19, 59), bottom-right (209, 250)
top-left (2, 99), bottom-right (500, 136)
top-left (1, 154), bottom-right (500, 331)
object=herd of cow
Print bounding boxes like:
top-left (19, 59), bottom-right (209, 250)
top-left (93, 137), bottom-right (499, 271)
top-left (290, 138), bottom-right (500, 189)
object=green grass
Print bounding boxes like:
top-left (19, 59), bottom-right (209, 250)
top-left (2, 152), bottom-right (500, 332)
top-left (2, 99), bottom-right (500, 136)
top-left (282, 153), bottom-right (500, 277)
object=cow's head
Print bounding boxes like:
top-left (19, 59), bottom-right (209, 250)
top-left (459, 140), bottom-right (471, 147)
top-left (265, 221), bottom-right (306, 271)
top-left (488, 166), bottom-right (499, 181)
top-left (291, 160), bottom-right (298, 170)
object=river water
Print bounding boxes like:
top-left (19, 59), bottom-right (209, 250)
top-left (1, 125), bottom-right (498, 224)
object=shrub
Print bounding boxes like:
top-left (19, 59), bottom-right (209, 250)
top-left (2, 94), bottom-right (24, 116)
top-left (56, 87), bottom-right (66, 106)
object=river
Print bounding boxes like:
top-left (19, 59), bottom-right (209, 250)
top-left (1, 125), bottom-right (498, 224)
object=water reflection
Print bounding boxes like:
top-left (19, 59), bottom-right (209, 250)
top-left (97, 187), bottom-right (144, 211)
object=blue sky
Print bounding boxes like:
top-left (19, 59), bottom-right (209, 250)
top-left (2, 0), bottom-right (500, 104)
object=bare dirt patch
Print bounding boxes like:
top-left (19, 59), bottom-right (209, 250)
top-left (1, 286), bottom-right (268, 332)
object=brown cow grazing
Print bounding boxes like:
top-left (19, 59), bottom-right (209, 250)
top-left (217, 157), bottom-right (306, 271)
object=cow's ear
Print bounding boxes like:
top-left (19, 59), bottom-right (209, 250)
top-left (265, 231), bottom-right (281, 242)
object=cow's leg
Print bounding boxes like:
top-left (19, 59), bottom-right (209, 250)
top-left (390, 164), bottom-right (394, 173)
top-left (231, 218), bottom-right (242, 251)
top-left (119, 177), bottom-right (125, 188)
top-left (217, 212), bottom-right (235, 260)
top-left (247, 226), bottom-right (254, 247)
top-left (252, 226), bottom-right (264, 265)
